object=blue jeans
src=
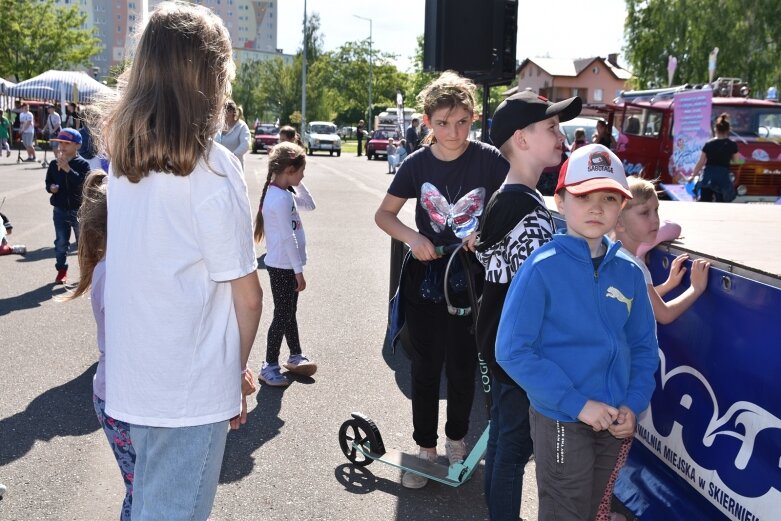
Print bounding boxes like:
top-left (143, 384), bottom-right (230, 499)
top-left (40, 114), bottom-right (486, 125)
top-left (53, 206), bottom-right (79, 271)
top-left (484, 378), bottom-right (534, 521)
top-left (129, 421), bottom-right (229, 521)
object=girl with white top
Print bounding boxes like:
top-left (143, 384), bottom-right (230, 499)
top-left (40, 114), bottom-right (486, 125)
top-left (254, 141), bottom-right (317, 387)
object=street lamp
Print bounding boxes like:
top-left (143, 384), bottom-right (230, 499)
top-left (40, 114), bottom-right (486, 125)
top-left (353, 15), bottom-right (372, 129)
top-left (301, 0), bottom-right (308, 137)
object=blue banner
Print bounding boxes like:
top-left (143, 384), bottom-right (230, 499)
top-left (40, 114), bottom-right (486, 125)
top-left (615, 249), bottom-right (781, 520)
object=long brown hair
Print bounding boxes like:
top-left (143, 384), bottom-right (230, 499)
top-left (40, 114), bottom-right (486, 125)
top-left (254, 142), bottom-right (306, 243)
top-left (99, 1), bottom-right (235, 182)
top-left (62, 171), bottom-right (108, 301)
top-left (417, 70), bottom-right (476, 145)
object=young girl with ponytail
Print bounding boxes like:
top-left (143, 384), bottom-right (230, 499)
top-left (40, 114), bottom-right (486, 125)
top-left (254, 141), bottom-right (317, 387)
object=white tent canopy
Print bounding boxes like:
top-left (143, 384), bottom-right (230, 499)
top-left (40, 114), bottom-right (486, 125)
top-left (6, 70), bottom-right (112, 104)
top-left (0, 76), bottom-right (15, 93)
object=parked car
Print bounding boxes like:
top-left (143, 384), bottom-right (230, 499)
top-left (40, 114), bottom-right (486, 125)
top-left (252, 124), bottom-right (279, 153)
top-left (366, 128), bottom-right (400, 160)
top-left (304, 121), bottom-right (341, 156)
top-left (338, 126), bottom-right (357, 140)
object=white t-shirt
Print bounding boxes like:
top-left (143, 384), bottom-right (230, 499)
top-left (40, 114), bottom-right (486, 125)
top-left (262, 183), bottom-right (315, 273)
top-left (19, 112), bottom-right (34, 134)
top-left (621, 247), bottom-right (653, 285)
top-left (104, 143), bottom-right (257, 427)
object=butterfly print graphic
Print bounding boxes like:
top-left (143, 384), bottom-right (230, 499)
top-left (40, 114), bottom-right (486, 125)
top-left (419, 182), bottom-right (486, 239)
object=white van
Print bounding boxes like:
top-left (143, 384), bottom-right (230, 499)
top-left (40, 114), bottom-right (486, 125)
top-left (304, 121), bottom-right (342, 157)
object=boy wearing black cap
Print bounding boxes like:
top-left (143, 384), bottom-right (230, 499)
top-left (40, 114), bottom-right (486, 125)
top-left (45, 128), bottom-right (90, 284)
top-left (495, 144), bottom-right (659, 521)
top-left (474, 90), bottom-right (581, 520)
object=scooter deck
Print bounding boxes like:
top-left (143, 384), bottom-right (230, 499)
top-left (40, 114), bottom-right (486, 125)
top-left (360, 426), bottom-right (490, 487)
top-left (373, 449), bottom-right (459, 486)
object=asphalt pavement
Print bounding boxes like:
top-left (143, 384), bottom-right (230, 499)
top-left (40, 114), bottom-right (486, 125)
top-left (0, 149), bottom-right (537, 520)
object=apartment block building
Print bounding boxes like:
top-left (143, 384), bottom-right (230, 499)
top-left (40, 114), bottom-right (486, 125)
top-left (54, 0), bottom-right (280, 78)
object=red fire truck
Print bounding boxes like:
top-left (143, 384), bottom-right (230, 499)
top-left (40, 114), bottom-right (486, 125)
top-left (601, 78), bottom-right (781, 202)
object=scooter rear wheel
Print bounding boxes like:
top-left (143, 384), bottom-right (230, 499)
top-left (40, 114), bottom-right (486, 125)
top-left (338, 414), bottom-right (384, 467)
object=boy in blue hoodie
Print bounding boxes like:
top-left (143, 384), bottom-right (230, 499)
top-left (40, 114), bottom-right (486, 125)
top-left (496, 144), bottom-right (659, 521)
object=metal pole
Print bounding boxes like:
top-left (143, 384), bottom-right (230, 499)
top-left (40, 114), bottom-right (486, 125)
top-left (301, 0), bottom-right (307, 136)
top-left (368, 19), bottom-right (373, 130)
top-left (354, 15), bottom-right (373, 129)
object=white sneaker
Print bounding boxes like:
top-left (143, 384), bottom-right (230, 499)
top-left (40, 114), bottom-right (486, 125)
top-left (259, 362), bottom-right (289, 387)
top-left (401, 448), bottom-right (437, 489)
top-left (282, 354), bottom-right (318, 377)
top-left (445, 437), bottom-right (467, 466)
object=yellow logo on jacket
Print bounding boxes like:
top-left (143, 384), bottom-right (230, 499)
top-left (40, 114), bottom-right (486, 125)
top-left (606, 286), bottom-right (633, 314)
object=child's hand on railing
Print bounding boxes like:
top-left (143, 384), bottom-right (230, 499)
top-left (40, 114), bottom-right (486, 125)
top-left (689, 258), bottom-right (711, 295)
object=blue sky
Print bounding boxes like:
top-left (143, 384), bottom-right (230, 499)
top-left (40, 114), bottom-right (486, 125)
top-left (277, 0), bottom-right (629, 72)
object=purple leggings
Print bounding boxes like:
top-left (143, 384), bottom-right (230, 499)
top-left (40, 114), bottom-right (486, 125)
top-left (93, 394), bottom-right (135, 521)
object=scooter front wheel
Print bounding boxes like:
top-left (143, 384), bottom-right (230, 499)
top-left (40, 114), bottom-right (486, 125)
top-left (338, 413), bottom-right (385, 467)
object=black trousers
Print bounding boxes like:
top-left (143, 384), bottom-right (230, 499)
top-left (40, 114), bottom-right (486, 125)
top-left (357, 136), bottom-right (364, 156)
top-left (401, 258), bottom-right (477, 448)
top-left (265, 266), bottom-right (302, 364)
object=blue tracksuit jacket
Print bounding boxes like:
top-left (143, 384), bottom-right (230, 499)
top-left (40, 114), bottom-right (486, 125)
top-left (496, 233), bottom-right (659, 422)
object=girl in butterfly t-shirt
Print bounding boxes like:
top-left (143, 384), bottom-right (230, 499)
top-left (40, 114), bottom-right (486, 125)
top-left (375, 71), bottom-right (508, 489)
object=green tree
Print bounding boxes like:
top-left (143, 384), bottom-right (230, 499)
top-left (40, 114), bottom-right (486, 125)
top-left (318, 40), bottom-right (408, 126)
top-left (106, 58), bottom-right (131, 88)
top-left (624, 0), bottom-right (781, 94)
top-left (232, 60), bottom-right (265, 122)
top-left (255, 57), bottom-right (301, 126)
top-left (405, 35), bottom-right (438, 107)
top-left (230, 12), bottom-right (329, 127)
top-left (0, 0), bottom-right (101, 81)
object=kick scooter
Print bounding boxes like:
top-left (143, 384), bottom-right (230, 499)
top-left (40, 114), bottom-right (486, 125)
top-left (338, 244), bottom-right (493, 487)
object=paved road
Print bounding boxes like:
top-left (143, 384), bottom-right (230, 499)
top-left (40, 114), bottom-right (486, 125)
top-left (0, 150), bottom-right (536, 520)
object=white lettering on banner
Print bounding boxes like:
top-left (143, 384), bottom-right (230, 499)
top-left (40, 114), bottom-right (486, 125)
top-left (622, 161), bottom-right (644, 176)
top-left (635, 349), bottom-right (781, 521)
top-left (709, 484), bottom-right (761, 521)
top-left (657, 350), bottom-right (781, 471)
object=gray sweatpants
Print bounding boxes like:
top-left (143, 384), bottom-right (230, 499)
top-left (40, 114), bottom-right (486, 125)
top-left (529, 406), bottom-right (622, 521)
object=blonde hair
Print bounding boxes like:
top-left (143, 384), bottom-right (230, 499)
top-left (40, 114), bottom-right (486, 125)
top-left (625, 176), bottom-right (658, 209)
top-left (417, 71), bottom-right (476, 145)
top-left (254, 142), bottom-right (307, 243)
top-left (62, 171), bottom-right (108, 301)
top-left (100, 1), bottom-right (235, 182)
